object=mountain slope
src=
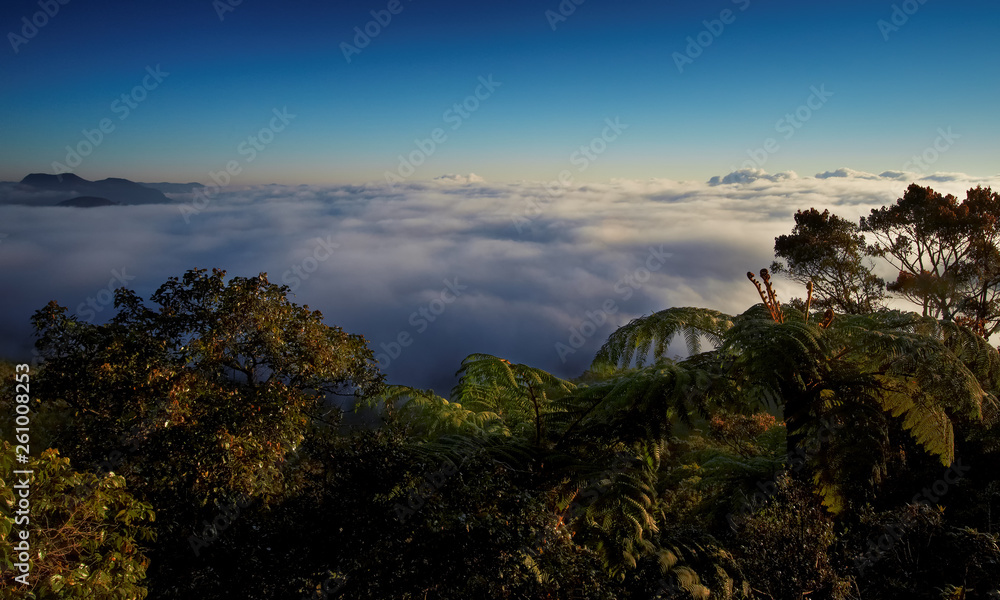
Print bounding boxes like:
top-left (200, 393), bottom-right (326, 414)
top-left (17, 173), bottom-right (171, 205)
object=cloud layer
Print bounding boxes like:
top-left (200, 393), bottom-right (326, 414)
top-left (2, 169), bottom-right (998, 394)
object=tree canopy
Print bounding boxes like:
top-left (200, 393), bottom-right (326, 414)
top-left (773, 184), bottom-right (1000, 339)
top-left (24, 268), bottom-right (383, 597)
top-left (860, 184), bottom-right (1000, 336)
top-left (771, 207), bottom-right (886, 314)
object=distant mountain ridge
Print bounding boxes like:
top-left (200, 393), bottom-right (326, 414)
top-left (140, 182), bottom-right (206, 193)
top-left (16, 173), bottom-right (172, 205)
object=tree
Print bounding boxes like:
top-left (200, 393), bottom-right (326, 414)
top-left (953, 185), bottom-right (1000, 337)
top-left (861, 184), bottom-right (1000, 336)
top-left (771, 207), bottom-right (886, 314)
top-left (30, 267), bottom-right (383, 597)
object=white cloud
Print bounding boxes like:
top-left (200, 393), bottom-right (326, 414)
top-left (815, 168), bottom-right (881, 180)
top-left (432, 173), bottom-right (485, 184)
top-left (2, 170), bottom-right (998, 392)
top-left (708, 168), bottom-right (798, 185)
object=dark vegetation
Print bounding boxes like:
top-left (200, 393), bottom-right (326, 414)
top-left (3, 184), bottom-right (1000, 599)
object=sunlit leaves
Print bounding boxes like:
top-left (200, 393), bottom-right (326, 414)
top-left (0, 442), bottom-right (155, 599)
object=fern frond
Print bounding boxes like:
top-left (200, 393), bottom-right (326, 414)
top-left (592, 307), bottom-right (734, 371)
top-left (450, 354), bottom-right (577, 445)
top-left (373, 384), bottom-right (504, 438)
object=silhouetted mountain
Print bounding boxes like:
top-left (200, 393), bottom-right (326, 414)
top-left (17, 173), bottom-right (171, 205)
top-left (57, 196), bottom-right (120, 207)
top-left (21, 173), bottom-right (89, 187)
top-left (140, 182), bottom-right (206, 193)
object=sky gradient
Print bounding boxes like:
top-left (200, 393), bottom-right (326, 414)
top-left (2, 0), bottom-right (998, 185)
top-left (2, 0), bottom-right (999, 393)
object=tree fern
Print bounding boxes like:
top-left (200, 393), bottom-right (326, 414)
top-left (367, 384), bottom-right (504, 437)
top-left (562, 357), bottom-right (724, 445)
top-left (452, 353), bottom-right (576, 446)
top-left (593, 307), bottom-right (734, 370)
top-left (587, 299), bottom-right (997, 515)
top-left (564, 441), bottom-right (664, 578)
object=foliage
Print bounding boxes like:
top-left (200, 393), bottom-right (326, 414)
top-left (708, 411), bottom-right (779, 457)
top-left (177, 427), bottom-right (620, 600)
top-left (27, 268), bottom-right (382, 597)
top-left (31, 267), bottom-right (381, 509)
top-left (771, 208), bottom-right (887, 314)
top-left (592, 307), bottom-right (733, 368)
top-left (729, 475), bottom-right (853, 600)
top-left (0, 442), bottom-right (155, 599)
top-left (374, 384), bottom-right (505, 437)
top-left (593, 302), bottom-right (998, 515)
top-left (850, 503), bottom-right (1000, 599)
top-left (363, 292), bottom-right (999, 594)
top-left (861, 184), bottom-right (1000, 336)
top-left (452, 353), bottom-right (576, 446)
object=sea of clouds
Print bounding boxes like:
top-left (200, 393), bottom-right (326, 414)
top-left (2, 168), bottom-right (998, 394)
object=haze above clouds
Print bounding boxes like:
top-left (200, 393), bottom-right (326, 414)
top-left (3, 168), bottom-right (997, 393)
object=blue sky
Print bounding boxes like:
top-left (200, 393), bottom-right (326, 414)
top-left (1, 0), bottom-right (997, 184)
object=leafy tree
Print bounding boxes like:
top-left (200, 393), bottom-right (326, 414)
top-left (29, 267), bottom-right (382, 597)
top-left (0, 442), bottom-right (155, 599)
top-left (954, 185), bottom-right (1000, 336)
top-left (861, 184), bottom-right (1000, 336)
top-left (452, 353), bottom-right (576, 446)
top-left (771, 208), bottom-right (886, 314)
